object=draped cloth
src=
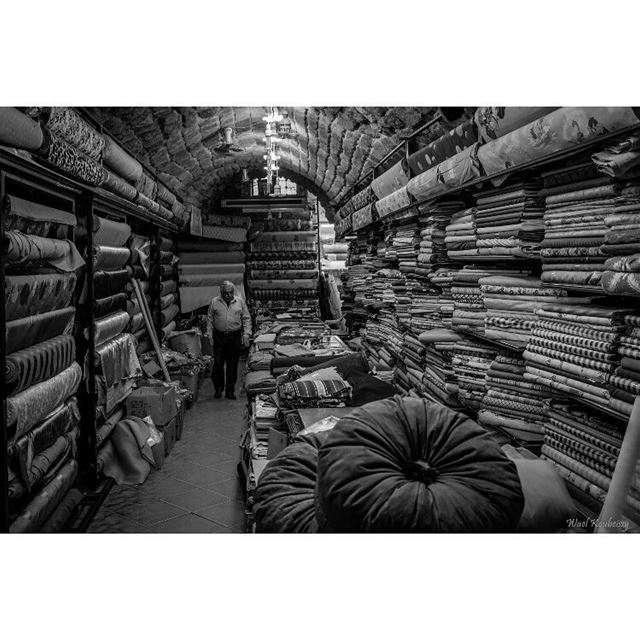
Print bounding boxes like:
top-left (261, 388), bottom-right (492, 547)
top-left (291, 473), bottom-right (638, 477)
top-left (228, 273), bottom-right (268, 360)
top-left (6, 362), bottom-right (82, 444)
top-left (5, 306), bottom-right (75, 355)
top-left (315, 397), bottom-right (525, 533)
top-left (3, 195), bottom-right (77, 239)
top-left (5, 231), bottom-right (84, 271)
top-left (5, 273), bottom-right (76, 322)
top-left (5, 334), bottom-right (76, 396)
top-left (9, 460), bottom-right (78, 533)
top-left (93, 245), bottom-right (131, 270)
top-left (102, 134), bottom-right (143, 183)
top-left (0, 107), bottom-right (44, 150)
top-left (409, 120), bottom-right (478, 174)
top-left (38, 107), bottom-right (105, 160)
top-left (36, 129), bottom-right (104, 185)
top-left (94, 215), bottom-right (131, 247)
top-left (478, 107), bottom-right (640, 183)
top-left (94, 293), bottom-right (127, 318)
top-left (371, 160), bottom-right (410, 200)
top-left (91, 310), bottom-right (130, 346)
top-left (94, 268), bottom-right (131, 298)
top-left (407, 143), bottom-right (481, 200)
top-left (95, 333), bottom-right (142, 389)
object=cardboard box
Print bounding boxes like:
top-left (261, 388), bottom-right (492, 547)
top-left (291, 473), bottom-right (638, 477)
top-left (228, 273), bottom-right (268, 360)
top-left (126, 385), bottom-right (178, 426)
top-left (158, 416), bottom-right (177, 457)
top-left (267, 428), bottom-right (289, 460)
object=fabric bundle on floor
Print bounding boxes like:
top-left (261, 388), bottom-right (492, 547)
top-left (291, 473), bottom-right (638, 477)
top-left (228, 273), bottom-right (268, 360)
top-left (478, 107), bottom-right (640, 183)
top-left (478, 355), bottom-right (553, 445)
top-left (523, 304), bottom-right (631, 417)
top-left (316, 397), bottom-right (524, 533)
top-left (474, 181), bottom-right (545, 258)
top-left (540, 182), bottom-right (622, 287)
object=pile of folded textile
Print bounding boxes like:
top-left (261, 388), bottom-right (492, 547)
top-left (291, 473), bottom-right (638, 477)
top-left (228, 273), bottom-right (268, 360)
top-left (540, 399), bottom-right (635, 516)
top-left (277, 368), bottom-right (352, 409)
top-left (478, 276), bottom-right (584, 346)
top-left (445, 207), bottom-right (477, 261)
top-left (452, 341), bottom-right (499, 410)
top-left (540, 182), bottom-right (618, 287)
top-left (478, 355), bottom-right (553, 446)
top-left (402, 333), bottom-right (427, 395)
top-left (428, 268), bottom-right (457, 328)
top-left (523, 303), bottom-right (632, 417)
top-left (451, 266), bottom-right (532, 334)
top-left (474, 182), bottom-right (545, 259)
top-left (393, 224), bottom-right (421, 276)
top-left (608, 313), bottom-right (640, 417)
top-left (417, 200), bottom-right (465, 268)
top-left (418, 329), bottom-right (464, 407)
top-left (249, 396), bottom-right (281, 460)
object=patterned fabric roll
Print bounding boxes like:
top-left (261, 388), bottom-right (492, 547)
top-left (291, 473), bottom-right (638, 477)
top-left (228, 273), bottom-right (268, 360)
top-left (36, 129), bottom-right (104, 185)
top-left (159, 304), bottom-right (179, 326)
top-left (93, 244), bottom-right (131, 270)
top-left (5, 334), bottom-right (76, 396)
top-left (5, 231), bottom-right (84, 271)
top-left (3, 194), bottom-right (76, 239)
top-left (102, 135), bottom-right (143, 183)
top-left (201, 225), bottom-right (247, 243)
top-left (352, 203), bottom-right (375, 230)
top-left (178, 251), bottom-right (244, 265)
top-left (474, 107), bottom-right (556, 143)
top-left (5, 273), bottom-right (76, 322)
top-left (129, 312), bottom-right (145, 333)
top-left (5, 307), bottom-right (75, 355)
top-left (91, 310), bottom-right (130, 346)
top-left (9, 460), bottom-right (78, 533)
top-left (478, 107), bottom-right (640, 183)
top-left (135, 191), bottom-right (161, 214)
top-left (94, 215), bottom-right (131, 247)
top-left (375, 187), bottom-right (411, 218)
top-left (0, 107), bottom-right (44, 150)
top-left (94, 293), bottom-right (127, 318)
top-left (135, 171), bottom-right (157, 200)
top-left (160, 293), bottom-right (177, 309)
top-left (6, 363), bottom-right (82, 444)
top-left (409, 119), bottom-right (478, 174)
top-left (102, 169), bottom-right (137, 201)
top-left (38, 107), bottom-right (105, 160)
top-left (94, 268), bottom-right (131, 299)
top-left (351, 185), bottom-right (377, 210)
top-left (371, 160), bottom-right (410, 200)
top-left (160, 280), bottom-right (178, 296)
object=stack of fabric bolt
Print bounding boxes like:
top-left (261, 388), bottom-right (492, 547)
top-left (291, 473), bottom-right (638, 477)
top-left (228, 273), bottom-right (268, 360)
top-left (429, 268), bottom-right (457, 329)
top-left (417, 200), bottom-right (465, 271)
top-left (540, 399), bottom-right (631, 516)
top-left (600, 183), bottom-right (640, 295)
top-left (608, 312), bottom-right (640, 416)
top-left (523, 303), bottom-right (631, 417)
top-left (540, 182), bottom-right (619, 288)
top-left (445, 207), bottom-right (478, 261)
top-left (478, 276), bottom-right (585, 346)
top-left (418, 329), bottom-right (464, 407)
top-left (478, 355), bottom-right (553, 446)
top-left (4, 195), bottom-right (85, 532)
top-left (474, 182), bottom-right (545, 259)
top-left (157, 235), bottom-right (179, 341)
top-left (402, 333), bottom-right (427, 395)
top-left (452, 341), bottom-right (499, 410)
top-left (394, 224), bottom-right (421, 277)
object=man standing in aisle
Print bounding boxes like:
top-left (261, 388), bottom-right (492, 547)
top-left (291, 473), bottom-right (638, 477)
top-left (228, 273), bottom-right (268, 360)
top-left (207, 281), bottom-right (251, 400)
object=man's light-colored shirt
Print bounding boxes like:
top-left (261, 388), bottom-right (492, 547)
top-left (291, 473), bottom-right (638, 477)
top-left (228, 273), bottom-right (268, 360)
top-left (207, 295), bottom-right (251, 338)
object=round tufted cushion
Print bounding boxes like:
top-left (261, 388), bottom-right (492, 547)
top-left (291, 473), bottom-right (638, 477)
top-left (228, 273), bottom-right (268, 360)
top-left (254, 431), bottom-right (329, 533)
top-left (316, 396), bottom-right (525, 533)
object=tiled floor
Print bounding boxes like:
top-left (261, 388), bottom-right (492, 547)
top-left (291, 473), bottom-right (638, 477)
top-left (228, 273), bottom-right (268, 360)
top-left (87, 377), bottom-right (248, 533)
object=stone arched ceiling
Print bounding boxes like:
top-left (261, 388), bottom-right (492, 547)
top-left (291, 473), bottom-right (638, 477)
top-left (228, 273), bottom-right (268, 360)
top-left (89, 107), bottom-right (444, 216)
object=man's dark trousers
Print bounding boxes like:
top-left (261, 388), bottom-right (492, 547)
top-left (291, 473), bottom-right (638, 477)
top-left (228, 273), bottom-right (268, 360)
top-left (212, 329), bottom-right (241, 394)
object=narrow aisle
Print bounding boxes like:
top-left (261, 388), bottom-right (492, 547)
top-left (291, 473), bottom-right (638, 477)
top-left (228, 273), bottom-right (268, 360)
top-left (88, 377), bottom-right (247, 533)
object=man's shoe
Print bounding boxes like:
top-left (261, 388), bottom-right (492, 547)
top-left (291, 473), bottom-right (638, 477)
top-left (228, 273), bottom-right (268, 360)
top-left (214, 389), bottom-right (223, 399)
top-left (226, 392), bottom-right (237, 400)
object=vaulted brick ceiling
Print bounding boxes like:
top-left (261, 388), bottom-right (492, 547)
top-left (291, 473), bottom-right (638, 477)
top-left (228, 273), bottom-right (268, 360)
top-left (89, 107), bottom-right (444, 216)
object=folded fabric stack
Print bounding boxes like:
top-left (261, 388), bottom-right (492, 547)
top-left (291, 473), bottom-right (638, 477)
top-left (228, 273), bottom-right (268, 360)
top-left (248, 395), bottom-right (282, 460)
top-left (393, 225), bottom-right (421, 276)
top-left (451, 341), bottom-right (498, 410)
top-left (418, 329), bottom-right (465, 407)
top-left (428, 268), bottom-right (457, 329)
top-left (592, 134), bottom-right (640, 180)
top-left (278, 372), bottom-right (352, 409)
top-left (4, 194), bottom-right (85, 532)
top-left (523, 303), bottom-right (631, 417)
top-left (540, 182), bottom-right (620, 287)
top-left (600, 184), bottom-right (640, 295)
top-left (402, 333), bottom-right (427, 395)
top-left (474, 182), bottom-right (545, 258)
top-left (445, 207), bottom-right (477, 260)
top-left (540, 400), bottom-right (636, 517)
top-left (416, 200), bottom-right (465, 269)
top-left (478, 355), bottom-right (553, 445)
top-left (451, 266), bottom-right (531, 334)
top-left (608, 313), bottom-right (640, 417)
top-left (478, 276), bottom-right (582, 345)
